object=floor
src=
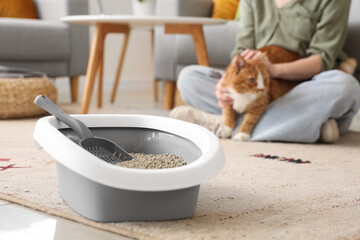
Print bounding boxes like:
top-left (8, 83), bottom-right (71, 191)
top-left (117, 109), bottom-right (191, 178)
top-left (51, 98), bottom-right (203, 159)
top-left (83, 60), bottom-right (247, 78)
top-left (1, 77), bottom-right (360, 240)
top-left (0, 77), bottom-right (168, 240)
top-left (0, 199), bottom-right (134, 240)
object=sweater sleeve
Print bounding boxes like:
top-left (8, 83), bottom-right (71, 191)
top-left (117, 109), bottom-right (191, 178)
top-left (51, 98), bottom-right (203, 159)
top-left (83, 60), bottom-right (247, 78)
top-left (306, 0), bottom-right (351, 71)
top-left (230, 0), bottom-right (256, 58)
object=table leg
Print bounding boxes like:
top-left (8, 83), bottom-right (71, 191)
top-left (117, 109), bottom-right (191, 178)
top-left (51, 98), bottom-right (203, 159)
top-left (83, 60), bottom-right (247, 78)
top-left (190, 25), bottom-right (210, 66)
top-left (111, 29), bottom-right (130, 103)
top-left (163, 24), bottom-right (210, 109)
top-left (81, 23), bottom-right (130, 114)
top-left (150, 29), bottom-right (159, 102)
top-left (81, 24), bottom-right (104, 114)
top-left (164, 24), bottom-right (210, 66)
top-left (97, 52), bottom-right (104, 108)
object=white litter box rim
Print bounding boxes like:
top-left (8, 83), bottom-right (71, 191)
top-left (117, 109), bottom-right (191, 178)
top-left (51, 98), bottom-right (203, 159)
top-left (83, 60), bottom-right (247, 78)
top-left (33, 114), bottom-right (225, 191)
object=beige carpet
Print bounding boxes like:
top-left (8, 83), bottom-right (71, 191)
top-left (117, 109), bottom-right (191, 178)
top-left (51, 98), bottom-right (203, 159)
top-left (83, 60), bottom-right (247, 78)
top-left (1, 117), bottom-right (360, 240)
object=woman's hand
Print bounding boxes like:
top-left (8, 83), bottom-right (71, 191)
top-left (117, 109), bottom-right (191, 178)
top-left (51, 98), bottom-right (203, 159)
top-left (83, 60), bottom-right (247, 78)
top-left (216, 73), bottom-right (233, 108)
top-left (242, 49), bottom-right (276, 77)
top-left (241, 49), bottom-right (263, 60)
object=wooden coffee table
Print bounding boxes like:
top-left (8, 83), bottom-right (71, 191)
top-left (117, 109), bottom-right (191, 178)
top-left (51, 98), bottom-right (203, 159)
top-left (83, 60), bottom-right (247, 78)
top-left (61, 15), bottom-right (226, 114)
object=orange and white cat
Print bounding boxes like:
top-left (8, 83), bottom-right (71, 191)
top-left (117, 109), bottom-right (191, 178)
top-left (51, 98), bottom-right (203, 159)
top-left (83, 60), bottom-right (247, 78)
top-left (218, 45), bottom-right (305, 141)
top-left (218, 45), bottom-right (357, 141)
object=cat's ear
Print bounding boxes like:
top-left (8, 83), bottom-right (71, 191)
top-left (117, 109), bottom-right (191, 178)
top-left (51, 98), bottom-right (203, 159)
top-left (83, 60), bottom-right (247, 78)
top-left (232, 54), bottom-right (246, 74)
top-left (260, 52), bottom-right (270, 64)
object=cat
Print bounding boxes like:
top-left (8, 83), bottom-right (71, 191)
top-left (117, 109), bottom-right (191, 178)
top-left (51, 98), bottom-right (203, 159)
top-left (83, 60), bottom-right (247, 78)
top-left (218, 45), bottom-right (357, 141)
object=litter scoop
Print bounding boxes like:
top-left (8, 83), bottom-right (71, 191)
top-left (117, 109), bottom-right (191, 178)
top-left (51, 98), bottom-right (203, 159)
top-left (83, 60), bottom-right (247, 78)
top-left (34, 95), bottom-right (133, 164)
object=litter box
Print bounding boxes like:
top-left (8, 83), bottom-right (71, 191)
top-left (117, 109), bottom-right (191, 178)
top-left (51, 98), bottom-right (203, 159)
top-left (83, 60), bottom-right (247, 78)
top-left (33, 114), bottom-right (225, 222)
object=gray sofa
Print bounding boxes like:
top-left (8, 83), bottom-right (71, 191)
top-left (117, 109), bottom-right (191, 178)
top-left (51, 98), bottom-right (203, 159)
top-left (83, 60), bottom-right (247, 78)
top-left (154, 0), bottom-right (360, 109)
top-left (0, 0), bottom-right (90, 102)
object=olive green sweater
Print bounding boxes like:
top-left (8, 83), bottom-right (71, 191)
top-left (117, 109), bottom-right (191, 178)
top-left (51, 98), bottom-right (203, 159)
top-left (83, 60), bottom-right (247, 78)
top-left (231, 0), bottom-right (351, 71)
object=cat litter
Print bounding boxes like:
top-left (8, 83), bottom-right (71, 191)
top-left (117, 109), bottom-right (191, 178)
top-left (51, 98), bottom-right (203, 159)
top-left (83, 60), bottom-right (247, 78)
top-left (117, 153), bottom-right (186, 169)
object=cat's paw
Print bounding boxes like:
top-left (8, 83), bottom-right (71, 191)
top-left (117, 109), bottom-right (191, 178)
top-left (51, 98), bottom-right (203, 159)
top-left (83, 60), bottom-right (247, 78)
top-left (233, 132), bottom-right (250, 141)
top-left (216, 125), bottom-right (233, 138)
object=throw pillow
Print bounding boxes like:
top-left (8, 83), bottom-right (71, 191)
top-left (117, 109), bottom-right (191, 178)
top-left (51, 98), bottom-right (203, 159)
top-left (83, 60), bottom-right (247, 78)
top-left (211, 0), bottom-right (240, 20)
top-left (0, 0), bottom-right (38, 19)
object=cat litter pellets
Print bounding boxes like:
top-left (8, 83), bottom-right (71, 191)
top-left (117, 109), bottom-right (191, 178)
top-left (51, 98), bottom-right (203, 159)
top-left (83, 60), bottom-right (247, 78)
top-left (116, 153), bottom-right (187, 169)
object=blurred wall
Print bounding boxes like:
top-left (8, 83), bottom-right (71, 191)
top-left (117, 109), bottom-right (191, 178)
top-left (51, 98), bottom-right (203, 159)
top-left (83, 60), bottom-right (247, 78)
top-left (88, 0), bottom-right (153, 86)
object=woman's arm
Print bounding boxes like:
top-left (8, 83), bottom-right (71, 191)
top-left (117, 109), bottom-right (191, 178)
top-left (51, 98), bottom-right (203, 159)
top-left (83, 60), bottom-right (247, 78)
top-left (305, 0), bottom-right (351, 71)
top-left (242, 49), bottom-right (322, 81)
top-left (266, 54), bottom-right (322, 81)
top-left (215, 51), bottom-right (322, 108)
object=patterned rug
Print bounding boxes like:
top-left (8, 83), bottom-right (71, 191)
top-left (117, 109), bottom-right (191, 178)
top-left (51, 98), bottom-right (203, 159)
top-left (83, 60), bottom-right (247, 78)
top-left (1, 118), bottom-right (360, 240)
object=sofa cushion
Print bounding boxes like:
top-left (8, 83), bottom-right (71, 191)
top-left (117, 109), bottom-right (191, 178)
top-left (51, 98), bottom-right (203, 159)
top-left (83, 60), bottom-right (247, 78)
top-left (0, 0), bottom-right (38, 19)
top-left (0, 61), bottom-right (68, 77)
top-left (0, 18), bottom-right (70, 61)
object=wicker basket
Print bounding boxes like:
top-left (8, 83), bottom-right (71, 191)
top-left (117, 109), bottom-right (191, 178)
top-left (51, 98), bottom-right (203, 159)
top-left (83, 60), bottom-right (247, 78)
top-left (0, 77), bottom-right (57, 119)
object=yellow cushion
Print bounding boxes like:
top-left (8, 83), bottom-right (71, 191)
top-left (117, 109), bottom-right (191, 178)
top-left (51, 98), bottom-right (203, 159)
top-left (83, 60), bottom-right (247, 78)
top-left (0, 0), bottom-right (38, 19)
top-left (211, 0), bottom-right (240, 20)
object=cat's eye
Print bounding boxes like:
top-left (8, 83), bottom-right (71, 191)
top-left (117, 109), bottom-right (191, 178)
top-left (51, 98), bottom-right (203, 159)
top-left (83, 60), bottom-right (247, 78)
top-left (264, 77), bottom-right (269, 82)
top-left (249, 77), bottom-right (255, 83)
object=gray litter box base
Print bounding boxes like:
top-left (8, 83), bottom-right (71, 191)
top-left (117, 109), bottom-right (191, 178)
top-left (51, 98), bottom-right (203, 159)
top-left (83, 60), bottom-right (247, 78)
top-left (57, 127), bottom-right (202, 222)
top-left (57, 162), bottom-right (200, 222)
